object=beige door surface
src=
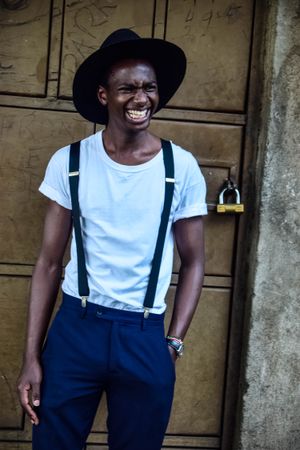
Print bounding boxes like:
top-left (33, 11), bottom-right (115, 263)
top-left (0, 1), bottom-right (256, 449)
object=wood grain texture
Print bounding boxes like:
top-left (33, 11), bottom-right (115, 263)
top-left (0, 0), bottom-right (51, 95)
top-left (174, 213), bottom-right (236, 277)
top-left (0, 276), bottom-right (29, 429)
top-left (165, 0), bottom-right (254, 111)
top-left (165, 287), bottom-right (231, 435)
top-left (0, 108), bottom-right (93, 264)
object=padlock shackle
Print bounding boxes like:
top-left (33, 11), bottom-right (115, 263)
top-left (218, 187), bottom-right (241, 204)
top-left (234, 188), bottom-right (240, 204)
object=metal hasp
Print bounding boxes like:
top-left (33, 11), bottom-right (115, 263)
top-left (217, 178), bottom-right (245, 214)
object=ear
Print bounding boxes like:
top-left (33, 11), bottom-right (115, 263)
top-left (97, 85), bottom-right (108, 106)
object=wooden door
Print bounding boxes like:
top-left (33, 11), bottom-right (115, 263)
top-left (0, 1), bottom-right (256, 449)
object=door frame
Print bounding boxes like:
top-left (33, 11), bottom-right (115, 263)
top-left (221, 1), bottom-right (267, 448)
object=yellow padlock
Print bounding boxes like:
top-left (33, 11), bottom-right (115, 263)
top-left (217, 187), bottom-right (244, 213)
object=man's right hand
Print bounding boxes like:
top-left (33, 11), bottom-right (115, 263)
top-left (17, 358), bottom-right (42, 425)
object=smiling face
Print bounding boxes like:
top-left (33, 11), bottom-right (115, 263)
top-left (97, 59), bottom-right (159, 133)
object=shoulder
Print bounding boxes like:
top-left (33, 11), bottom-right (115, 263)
top-left (171, 141), bottom-right (198, 167)
top-left (49, 144), bottom-right (70, 168)
top-left (170, 141), bottom-right (203, 179)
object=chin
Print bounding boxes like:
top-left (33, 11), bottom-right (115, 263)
top-left (128, 120), bottom-right (151, 132)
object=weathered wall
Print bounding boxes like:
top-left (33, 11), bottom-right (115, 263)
top-left (235, 1), bottom-right (300, 449)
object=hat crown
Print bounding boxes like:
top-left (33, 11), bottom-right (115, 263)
top-left (100, 28), bottom-right (140, 50)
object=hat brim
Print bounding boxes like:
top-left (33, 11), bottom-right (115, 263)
top-left (73, 38), bottom-right (186, 124)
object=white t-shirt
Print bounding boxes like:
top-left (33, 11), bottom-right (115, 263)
top-left (39, 131), bottom-right (207, 313)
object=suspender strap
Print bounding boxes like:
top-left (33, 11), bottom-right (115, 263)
top-left (143, 139), bottom-right (175, 317)
top-left (69, 141), bottom-right (89, 305)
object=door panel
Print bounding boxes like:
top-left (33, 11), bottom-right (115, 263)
top-left (166, 0), bottom-right (254, 110)
top-left (0, 108), bottom-right (93, 264)
top-left (0, 0), bottom-right (256, 448)
top-left (165, 287), bottom-right (231, 435)
top-left (175, 214), bottom-right (236, 277)
top-left (0, 276), bottom-right (29, 429)
top-left (0, 1), bottom-right (51, 96)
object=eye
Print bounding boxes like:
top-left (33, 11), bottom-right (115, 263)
top-left (145, 84), bottom-right (157, 92)
top-left (118, 85), bottom-right (133, 93)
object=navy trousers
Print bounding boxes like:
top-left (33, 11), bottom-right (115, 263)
top-left (32, 293), bottom-right (175, 450)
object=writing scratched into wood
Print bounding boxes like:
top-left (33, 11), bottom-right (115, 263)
top-left (183, 1), bottom-right (243, 37)
top-left (61, 1), bottom-right (118, 94)
top-left (73, 3), bottom-right (118, 39)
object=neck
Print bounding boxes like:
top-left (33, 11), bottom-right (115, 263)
top-left (101, 124), bottom-right (161, 165)
top-left (103, 126), bottom-right (150, 153)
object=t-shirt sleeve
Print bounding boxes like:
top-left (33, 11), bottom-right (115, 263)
top-left (173, 153), bottom-right (208, 222)
top-left (38, 146), bottom-right (72, 210)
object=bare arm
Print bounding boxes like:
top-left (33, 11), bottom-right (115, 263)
top-left (167, 216), bottom-right (205, 359)
top-left (17, 200), bottom-right (72, 424)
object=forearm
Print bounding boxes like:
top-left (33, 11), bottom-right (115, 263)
top-left (167, 260), bottom-right (204, 340)
top-left (24, 258), bottom-right (62, 361)
top-left (18, 200), bottom-right (71, 424)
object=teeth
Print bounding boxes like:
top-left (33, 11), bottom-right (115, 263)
top-left (127, 110), bottom-right (147, 119)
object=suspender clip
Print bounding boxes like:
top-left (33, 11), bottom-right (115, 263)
top-left (81, 296), bottom-right (88, 308)
top-left (69, 171), bottom-right (80, 177)
top-left (144, 307), bottom-right (150, 319)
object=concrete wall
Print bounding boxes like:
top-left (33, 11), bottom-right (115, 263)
top-left (235, 1), bottom-right (300, 449)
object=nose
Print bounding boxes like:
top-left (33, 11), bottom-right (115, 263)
top-left (133, 88), bottom-right (147, 105)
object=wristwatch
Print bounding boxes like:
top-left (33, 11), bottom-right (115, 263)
top-left (166, 336), bottom-right (184, 357)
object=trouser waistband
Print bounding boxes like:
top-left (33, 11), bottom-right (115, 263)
top-left (61, 292), bottom-right (164, 325)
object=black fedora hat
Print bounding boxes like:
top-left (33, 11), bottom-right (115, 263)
top-left (73, 28), bottom-right (186, 124)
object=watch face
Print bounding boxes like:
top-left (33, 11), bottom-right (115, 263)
top-left (167, 339), bottom-right (184, 357)
top-left (177, 343), bottom-right (184, 356)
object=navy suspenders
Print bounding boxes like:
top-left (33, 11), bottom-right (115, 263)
top-left (143, 141), bottom-right (175, 317)
top-left (68, 140), bottom-right (89, 307)
top-left (68, 139), bottom-right (175, 317)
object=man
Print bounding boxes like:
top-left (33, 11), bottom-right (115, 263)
top-left (17, 29), bottom-right (207, 450)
